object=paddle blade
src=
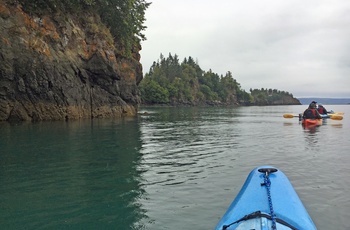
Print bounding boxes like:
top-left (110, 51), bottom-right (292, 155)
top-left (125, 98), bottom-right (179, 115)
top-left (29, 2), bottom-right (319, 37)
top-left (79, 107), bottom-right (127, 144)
top-left (329, 115), bottom-right (343, 120)
top-left (283, 114), bottom-right (295, 118)
top-left (329, 111), bottom-right (345, 115)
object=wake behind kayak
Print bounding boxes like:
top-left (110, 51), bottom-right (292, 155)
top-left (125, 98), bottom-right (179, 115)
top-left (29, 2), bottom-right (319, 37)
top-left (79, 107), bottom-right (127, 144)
top-left (214, 166), bottom-right (317, 230)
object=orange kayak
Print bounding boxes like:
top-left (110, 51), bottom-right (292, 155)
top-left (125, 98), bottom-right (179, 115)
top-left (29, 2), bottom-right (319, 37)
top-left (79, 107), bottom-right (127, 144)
top-left (302, 119), bottom-right (323, 126)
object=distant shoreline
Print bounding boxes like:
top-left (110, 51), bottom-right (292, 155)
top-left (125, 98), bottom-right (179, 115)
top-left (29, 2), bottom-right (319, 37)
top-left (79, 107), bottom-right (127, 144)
top-left (298, 98), bottom-right (350, 105)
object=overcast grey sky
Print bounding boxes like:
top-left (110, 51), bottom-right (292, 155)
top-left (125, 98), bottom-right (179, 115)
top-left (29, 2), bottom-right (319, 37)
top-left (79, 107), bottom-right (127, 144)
top-left (140, 0), bottom-right (350, 98)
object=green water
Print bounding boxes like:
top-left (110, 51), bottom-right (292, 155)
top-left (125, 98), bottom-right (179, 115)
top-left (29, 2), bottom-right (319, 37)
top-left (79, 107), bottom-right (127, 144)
top-left (1, 105), bottom-right (349, 229)
top-left (1, 119), bottom-right (145, 229)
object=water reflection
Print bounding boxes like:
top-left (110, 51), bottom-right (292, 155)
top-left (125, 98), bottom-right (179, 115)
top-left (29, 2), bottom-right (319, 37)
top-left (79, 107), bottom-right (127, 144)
top-left (2, 105), bottom-right (348, 229)
top-left (301, 118), bottom-right (344, 134)
top-left (302, 124), bottom-right (320, 134)
top-left (0, 119), bottom-right (145, 229)
top-left (330, 124), bottom-right (343, 128)
top-left (283, 122), bottom-right (294, 126)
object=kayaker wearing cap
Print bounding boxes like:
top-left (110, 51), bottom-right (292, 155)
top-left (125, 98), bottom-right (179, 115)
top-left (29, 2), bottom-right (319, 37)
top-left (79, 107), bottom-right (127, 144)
top-left (317, 104), bottom-right (328, 115)
top-left (303, 102), bottom-right (322, 119)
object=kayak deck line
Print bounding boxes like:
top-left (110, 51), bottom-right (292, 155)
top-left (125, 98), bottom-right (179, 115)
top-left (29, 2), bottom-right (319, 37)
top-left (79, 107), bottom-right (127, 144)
top-left (222, 211), bottom-right (298, 230)
top-left (215, 166), bottom-right (317, 230)
top-left (259, 168), bottom-right (277, 229)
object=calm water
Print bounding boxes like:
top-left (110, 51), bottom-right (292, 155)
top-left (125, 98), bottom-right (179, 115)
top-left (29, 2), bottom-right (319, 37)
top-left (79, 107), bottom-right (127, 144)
top-left (1, 105), bottom-right (349, 230)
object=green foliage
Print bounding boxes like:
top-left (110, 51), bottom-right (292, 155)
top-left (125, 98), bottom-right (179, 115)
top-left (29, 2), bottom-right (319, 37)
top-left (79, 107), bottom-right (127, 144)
top-left (141, 53), bottom-right (297, 105)
top-left (15, 0), bottom-right (150, 56)
top-left (249, 88), bottom-right (294, 105)
top-left (139, 78), bottom-right (169, 104)
top-left (200, 85), bottom-right (218, 101)
top-left (96, 0), bottom-right (151, 55)
top-left (140, 53), bottom-right (249, 105)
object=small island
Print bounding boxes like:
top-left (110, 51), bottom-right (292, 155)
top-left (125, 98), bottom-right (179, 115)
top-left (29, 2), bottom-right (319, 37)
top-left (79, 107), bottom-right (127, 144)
top-left (140, 54), bottom-right (300, 106)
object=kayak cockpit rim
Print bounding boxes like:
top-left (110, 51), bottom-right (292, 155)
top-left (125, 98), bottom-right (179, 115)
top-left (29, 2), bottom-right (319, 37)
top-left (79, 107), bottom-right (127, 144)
top-left (221, 210), bottom-right (298, 230)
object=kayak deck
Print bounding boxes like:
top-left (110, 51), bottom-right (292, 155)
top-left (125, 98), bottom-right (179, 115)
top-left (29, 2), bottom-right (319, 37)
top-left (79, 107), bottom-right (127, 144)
top-left (215, 166), bottom-right (317, 230)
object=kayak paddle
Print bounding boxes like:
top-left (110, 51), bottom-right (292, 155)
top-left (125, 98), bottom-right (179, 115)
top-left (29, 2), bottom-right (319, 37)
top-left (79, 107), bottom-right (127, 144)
top-left (283, 114), bottom-right (298, 118)
top-left (331, 112), bottom-right (345, 115)
top-left (283, 114), bottom-right (343, 120)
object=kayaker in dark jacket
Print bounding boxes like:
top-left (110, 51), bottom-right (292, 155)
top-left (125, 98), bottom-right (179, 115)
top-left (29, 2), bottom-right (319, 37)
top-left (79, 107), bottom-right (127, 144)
top-left (317, 104), bottom-right (328, 114)
top-left (303, 102), bottom-right (322, 119)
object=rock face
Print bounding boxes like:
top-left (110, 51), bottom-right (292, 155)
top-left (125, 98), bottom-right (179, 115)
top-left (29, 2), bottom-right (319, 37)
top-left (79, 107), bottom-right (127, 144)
top-left (253, 96), bottom-right (301, 106)
top-left (0, 3), bottom-right (142, 121)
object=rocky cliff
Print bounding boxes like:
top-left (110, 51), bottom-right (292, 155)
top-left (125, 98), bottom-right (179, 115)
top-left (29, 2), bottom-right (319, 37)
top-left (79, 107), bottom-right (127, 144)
top-left (252, 95), bottom-right (301, 106)
top-left (0, 2), bottom-right (142, 121)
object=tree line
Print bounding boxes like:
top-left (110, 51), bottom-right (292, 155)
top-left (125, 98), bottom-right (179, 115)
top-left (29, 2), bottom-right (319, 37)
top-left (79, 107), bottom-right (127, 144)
top-left (139, 53), bottom-right (296, 106)
top-left (249, 88), bottom-right (295, 105)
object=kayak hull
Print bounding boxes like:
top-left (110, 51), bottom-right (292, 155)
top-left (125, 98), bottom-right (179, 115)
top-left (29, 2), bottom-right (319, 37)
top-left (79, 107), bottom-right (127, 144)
top-left (214, 166), bottom-right (317, 230)
top-left (302, 119), bottom-right (322, 126)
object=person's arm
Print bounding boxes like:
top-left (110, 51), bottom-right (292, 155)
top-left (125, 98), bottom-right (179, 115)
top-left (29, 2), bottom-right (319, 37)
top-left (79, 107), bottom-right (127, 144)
top-left (315, 110), bottom-right (322, 119)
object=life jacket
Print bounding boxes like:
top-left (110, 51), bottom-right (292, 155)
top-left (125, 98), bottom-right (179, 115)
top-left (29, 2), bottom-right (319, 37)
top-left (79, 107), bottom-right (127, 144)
top-left (304, 108), bottom-right (317, 119)
top-left (318, 107), bottom-right (325, 114)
